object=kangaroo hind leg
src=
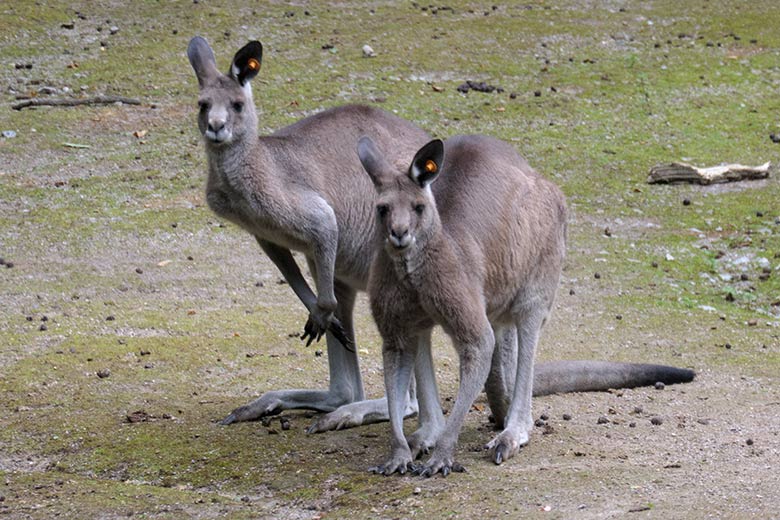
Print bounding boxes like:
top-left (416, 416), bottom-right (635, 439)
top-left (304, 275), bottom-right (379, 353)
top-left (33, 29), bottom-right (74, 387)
top-left (221, 280), bottom-right (363, 425)
top-left (485, 310), bottom-right (545, 464)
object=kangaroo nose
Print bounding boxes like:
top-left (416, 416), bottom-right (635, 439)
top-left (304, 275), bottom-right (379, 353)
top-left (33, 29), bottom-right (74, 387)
top-left (391, 227), bottom-right (408, 240)
top-left (389, 227), bottom-right (411, 248)
top-left (208, 120), bottom-right (225, 133)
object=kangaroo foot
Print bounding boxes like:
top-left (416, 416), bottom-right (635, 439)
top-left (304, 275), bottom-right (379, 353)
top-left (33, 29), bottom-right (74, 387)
top-left (368, 448), bottom-right (414, 476)
top-left (308, 397), bottom-right (418, 433)
top-left (411, 455), bottom-right (466, 478)
top-left (407, 425), bottom-right (443, 460)
top-left (484, 428), bottom-right (529, 464)
top-left (220, 396), bottom-right (283, 425)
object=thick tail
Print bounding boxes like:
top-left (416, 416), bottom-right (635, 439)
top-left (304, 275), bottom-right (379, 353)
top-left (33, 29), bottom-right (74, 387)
top-left (532, 360), bottom-right (695, 397)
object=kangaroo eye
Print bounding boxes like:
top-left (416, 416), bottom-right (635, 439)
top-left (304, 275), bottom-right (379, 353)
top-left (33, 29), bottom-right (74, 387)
top-left (232, 101), bottom-right (244, 113)
top-left (414, 204), bottom-right (425, 215)
top-left (377, 204), bottom-right (389, 218)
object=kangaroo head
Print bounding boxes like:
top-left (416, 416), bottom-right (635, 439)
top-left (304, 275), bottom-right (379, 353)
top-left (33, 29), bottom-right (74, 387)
top-left (357, 137), bottom-right (444, 256)
top-left (187, 36), bottom-right (262, 146)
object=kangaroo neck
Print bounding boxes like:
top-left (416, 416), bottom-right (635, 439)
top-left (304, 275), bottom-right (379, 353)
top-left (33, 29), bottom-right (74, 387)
top-left (391, 222), bottom-right (453, 287)
top-left (206, 132), bottom-right (259, 189)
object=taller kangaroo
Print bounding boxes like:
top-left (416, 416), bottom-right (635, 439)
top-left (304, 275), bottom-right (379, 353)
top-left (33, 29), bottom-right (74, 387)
top-left (187, 37), bottom-right (431, 430)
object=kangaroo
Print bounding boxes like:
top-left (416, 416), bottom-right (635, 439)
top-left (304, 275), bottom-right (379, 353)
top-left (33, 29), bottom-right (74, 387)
top-left (188, 36), bottom-right (431, 429)
top-left (358, 135), bottom-right (693, 476)
top-left (189, 37), bottom-right (693, 436)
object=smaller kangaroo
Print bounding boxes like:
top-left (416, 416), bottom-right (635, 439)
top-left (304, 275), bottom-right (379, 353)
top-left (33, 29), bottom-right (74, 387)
top-left (358, 134), bottom-right (568, 476)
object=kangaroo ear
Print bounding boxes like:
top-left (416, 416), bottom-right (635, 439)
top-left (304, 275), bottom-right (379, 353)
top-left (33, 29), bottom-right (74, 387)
top-left (188, 36), bottom-right (219, 87)
top-left (410, 139), bottom-right (444, 188)
top-left (230, 41), bottom-right (263, 86)
top-left (357, 136), bottom-right (392, 188)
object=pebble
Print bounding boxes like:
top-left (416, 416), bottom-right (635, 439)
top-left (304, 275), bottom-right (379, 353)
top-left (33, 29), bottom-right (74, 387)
top-left (281, 418), bottom-right (291, 431)
top-left (562, 413), bottom-right (572, 421)
top-left (597, 416), bottom-right (609, 425)
top-left (650, 416), bottom-right (663, 426)
top-left (1, 130), bottom-right (17, 139)
top-left (654, 382), bottom-right (665, 390)
top-left (746, 438), bottom-right (754, 446)
top-left (97, 369), bottom-right (111, 379)
top-left (362, 44), bottom-right (376, 58)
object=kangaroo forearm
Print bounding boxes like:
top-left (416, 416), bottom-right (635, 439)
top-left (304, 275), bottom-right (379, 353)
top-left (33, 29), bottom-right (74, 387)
top-left (257, 238), bottom-right (317, 310)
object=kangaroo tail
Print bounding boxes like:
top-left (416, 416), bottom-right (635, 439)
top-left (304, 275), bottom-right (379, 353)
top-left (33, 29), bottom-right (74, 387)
top-left (532, 360), bottom-right (695, 397)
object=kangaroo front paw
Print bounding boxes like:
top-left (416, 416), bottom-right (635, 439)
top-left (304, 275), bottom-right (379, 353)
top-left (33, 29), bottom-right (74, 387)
top-left (300, 308), bottom-right (353, 351)
top-left (484, 429), bottom-right (529, 464)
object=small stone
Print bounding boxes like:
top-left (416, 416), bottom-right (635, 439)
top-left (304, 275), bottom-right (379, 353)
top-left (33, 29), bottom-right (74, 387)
top-left (594, 272), bottom-right (601, 279)
top-left (654, 382), bottom-right (665, 390)
top-left (569, 288), bottom-right (575, 296)
top-left (746, 438), bottom-right (754, 446)
top-left (109, 26), bottom-right (119, 35)
top-left (539, 413), bottom-right (549, 421)
top-left (281, 418), bottom-right (291, 431)
top-left (39, 324), bottom-right (48, 331)
top-left (633, 406), bottom-right (643, 414)
top-left (535, 418), bottom-right (546, 427)
top-left (135, 268), bottom-right (143, 274)
top-left (106, 315), bottom-right (115, 321)
top-left (629, 422), bottom-right (636, 428)
top-left (2, 130), bottom-right (17, 139)
top-left (562, 413), bottom-right (572, 421)
top-left (362, 44), bottom-right (376, 57)
top-left (97, 369), bottom-right (111, 379)
top-left (413, 487), bottom-right (422, 495)
top-left (650, 416), bottom-right (663, 426)
top-left (597, 416), bottom-right (609, 425)
top-left (682, 198), bottom-right (691, 206)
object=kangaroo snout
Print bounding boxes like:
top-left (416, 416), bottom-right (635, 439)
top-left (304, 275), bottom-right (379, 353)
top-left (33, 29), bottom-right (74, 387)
top-left (388, 227), bottom-right (412, 249)
top-left (205, 117), bottom-right (231, 143)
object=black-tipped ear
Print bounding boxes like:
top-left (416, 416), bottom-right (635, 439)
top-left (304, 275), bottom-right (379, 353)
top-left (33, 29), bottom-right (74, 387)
top-left (188, 36), bottom-right (219, 87)
top-left (410, 139), bottom-right (444, 188)
top-left (230, 41), bottom-right (263, 86)
top-left (357, 136), bottom-right (392, 188)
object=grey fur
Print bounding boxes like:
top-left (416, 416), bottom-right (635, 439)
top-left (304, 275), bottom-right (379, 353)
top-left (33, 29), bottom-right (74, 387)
top-left (359, 135), bottom-right (693, 476)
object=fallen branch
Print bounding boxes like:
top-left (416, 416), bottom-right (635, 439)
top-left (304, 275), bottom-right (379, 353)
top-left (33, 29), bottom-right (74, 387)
top-left (12, 95), bottom-right (141, 111)
top-left (648, 161), bottom-right (771, 185)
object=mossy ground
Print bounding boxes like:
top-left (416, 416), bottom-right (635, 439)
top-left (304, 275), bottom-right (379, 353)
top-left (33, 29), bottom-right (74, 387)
top-left (1, 1), bottom-right (779, 518)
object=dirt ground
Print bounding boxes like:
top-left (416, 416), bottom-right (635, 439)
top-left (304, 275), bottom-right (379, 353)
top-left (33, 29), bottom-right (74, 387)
top-left (1, 1), bottom-right (779, 518)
